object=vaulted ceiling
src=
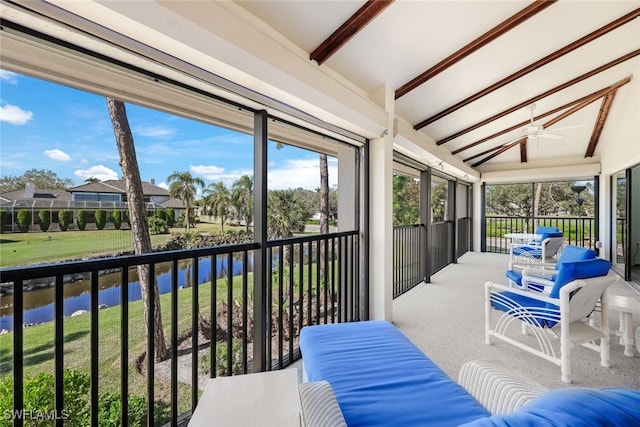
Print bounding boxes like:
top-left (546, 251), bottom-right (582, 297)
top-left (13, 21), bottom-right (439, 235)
top-left (238, 0), bottom-right (640, 173)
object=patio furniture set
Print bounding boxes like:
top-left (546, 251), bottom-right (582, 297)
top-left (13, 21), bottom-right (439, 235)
top-left (295, 229), bottom-right (639, 425)
top-left (191, 227), bottom-right (640, 426)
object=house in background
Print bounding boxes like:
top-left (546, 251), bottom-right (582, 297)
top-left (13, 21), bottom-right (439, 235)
top-left (69, 179), bottom-right (171, 204)
top-left (0, 180), bottom-right (186, 231)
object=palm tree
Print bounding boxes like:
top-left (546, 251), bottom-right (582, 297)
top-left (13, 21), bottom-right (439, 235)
top-left (232, 175), bottom-right (253, 232)
top-left (267, 189), bottom-right (309, 239)
top-left (106, 98), bottom-right (168, 362)
top-left (203, 182), bottom-right (232, 233)
top-left (167, 171), bottom-right (204, 232)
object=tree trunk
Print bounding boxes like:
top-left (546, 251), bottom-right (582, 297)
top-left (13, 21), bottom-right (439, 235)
top-left (106, 98), bottom-right (169, 362)
top-left (319, 154), bottom-right (329, 282)
top-left (533, 182), bottom-right (542, 231)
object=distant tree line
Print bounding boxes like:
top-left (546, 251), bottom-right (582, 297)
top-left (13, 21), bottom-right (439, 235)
top-left (486, 181), bottom-right (595, 218)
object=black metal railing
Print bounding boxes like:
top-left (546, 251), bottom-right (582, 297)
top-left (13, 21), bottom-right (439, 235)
top-left (393, 224), bottom-right (424, 298)
top-left (0, 230), bottom-right (359, 426)
top-left (484, 216), bottom-right (596, 254)
top-left (430, 221), bottom-right (453, 274)
top-left (457, 217), bottom-right (471, 258)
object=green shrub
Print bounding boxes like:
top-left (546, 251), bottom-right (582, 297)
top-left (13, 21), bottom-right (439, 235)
top-left (165, 209), bottom-right (176, 227)
top-left (0, 369), bottom-right (90, 427)
top-left (16, 209), bottom-right (31, 233)
top-left (155, 209), bottom-right (167, 221)
top-left (199, 340), bottom-right (243, 377)
top-left (97, 392), bottom-right (148, 427)
top-left (95, 209), bottom-right (107, 230)
top-left (124, 211), bottom-right (131, 226)
top-left (111, 209), bottom-right (122, 230)
top-left (58, 210), bottom-right (71, 231)
top-left (38, 210), bottom-right (51, 232)
top-left (76, 210), bottom-right (87, 231)
top-left (0, 210), bottom-right (6, 233)
top-left (148, 216), bottom-right (169, 235)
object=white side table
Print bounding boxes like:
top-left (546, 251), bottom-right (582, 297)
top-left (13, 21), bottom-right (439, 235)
top-left (188, 369), bottom-right (300, 426)
top-left (607, 285), bottom-right (640, 357)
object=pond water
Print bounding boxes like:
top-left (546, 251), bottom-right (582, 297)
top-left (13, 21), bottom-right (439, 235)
top-left (0, 255), bottom-right (252, 331)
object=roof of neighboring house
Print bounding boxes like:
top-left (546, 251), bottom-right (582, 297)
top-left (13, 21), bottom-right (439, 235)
top-left (159, 198), bottom-right (187, 209)
top-left (0, 188), bottom-right (72, 203)
top-left (69, 179), bottom-right (170, 196)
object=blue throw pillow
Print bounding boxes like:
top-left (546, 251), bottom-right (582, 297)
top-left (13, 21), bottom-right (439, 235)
top-left (458, 388), bottom-right (640, 427)
top-left (548, 258), bottom-right (611, 298)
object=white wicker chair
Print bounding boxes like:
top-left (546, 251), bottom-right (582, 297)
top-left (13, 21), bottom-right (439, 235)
top-left (486, 258), bottom-right (617, 383)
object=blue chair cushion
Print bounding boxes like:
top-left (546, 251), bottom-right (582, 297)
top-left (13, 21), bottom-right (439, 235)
top-left (505, 269), bottom-right (523, 287)
top-left (512, 246), bottom-right (542, 258)
top-left (505, 270), bottom-right (545, 292)
top-left (458, 387), bottom-right (640, 427)
top-left (496, 258), bottom-right (611, 328)
top-left (491, 291), bottom-right (558, 327)
top-left (534, 226), bottom-right (563, 242)
top-left (556, 245), bottom-right (597, 265)
top-left (548, 258), bottom-right (611, 298)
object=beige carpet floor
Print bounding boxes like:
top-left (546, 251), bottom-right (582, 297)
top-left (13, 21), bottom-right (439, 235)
top-left (393, 251), bottom-right (640, 390)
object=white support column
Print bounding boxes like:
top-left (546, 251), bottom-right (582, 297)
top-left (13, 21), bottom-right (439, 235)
top-left (368, 85), bottom-right (394, 321)
top-left (473, 181), bottom-right (483, 252)
top-left (337, 145), bottom-right (356, 232)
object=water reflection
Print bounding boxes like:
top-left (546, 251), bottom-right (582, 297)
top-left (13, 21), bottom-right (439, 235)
top-left (0, 255), bottom-right (252, 330)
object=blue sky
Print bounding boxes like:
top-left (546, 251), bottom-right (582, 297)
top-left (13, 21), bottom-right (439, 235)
top-left (0, 70), bottom-right (337, 193)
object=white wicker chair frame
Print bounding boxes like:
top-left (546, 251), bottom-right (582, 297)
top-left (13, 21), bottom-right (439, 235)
top-left (485, 275), bottom-right (617, 384)
top-left (509, 236), bottom-right (564, 269)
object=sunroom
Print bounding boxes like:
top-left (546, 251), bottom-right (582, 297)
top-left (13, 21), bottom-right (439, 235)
top-left (0, 1), bottom-right (639, 426)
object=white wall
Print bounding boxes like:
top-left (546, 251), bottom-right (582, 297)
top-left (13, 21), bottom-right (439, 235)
top-left (598, 61), bottom-right (640, 261)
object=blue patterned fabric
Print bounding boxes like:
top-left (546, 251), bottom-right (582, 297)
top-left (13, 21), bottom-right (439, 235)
top-left (496, 258), bottom-right (611, 328)
top-left (300, 321), bottom-right (489, 426)
top-left (458, 388), bottom-right (640, 427)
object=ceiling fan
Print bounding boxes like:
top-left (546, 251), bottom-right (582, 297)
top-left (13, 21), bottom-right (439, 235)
top-left (522, 104), bottom-right (562, 145)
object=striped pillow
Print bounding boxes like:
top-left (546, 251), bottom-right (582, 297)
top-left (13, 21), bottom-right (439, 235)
top-left (298, 381), bottom-right (347, 427)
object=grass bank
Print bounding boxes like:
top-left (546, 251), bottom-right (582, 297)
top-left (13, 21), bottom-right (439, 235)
top-left (0, 277), bottom-right (226, 415)
top-left (0, 220), bottom-right (246, 268)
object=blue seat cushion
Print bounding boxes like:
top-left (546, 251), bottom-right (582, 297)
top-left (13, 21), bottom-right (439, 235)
top-left (512, 246), bottom-right (542, 258)
top-left (505, 269), bottom-right (523, 287)
top-left (300, 321), bottom-right (489, 426)
top-left (491, 291), bottom-right (559, 328)
top-left (459, 388), bottom-right (640, 427)
top-left (496, 258), bottom-right (612, 328)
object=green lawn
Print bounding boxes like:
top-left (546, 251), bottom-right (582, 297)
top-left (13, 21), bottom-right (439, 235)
top-left (0, 278), bottom-right (224, 419)
top-left (0, 220), bottom-right (247, 268)
top-left (0, 256), bottom-right (328, 421)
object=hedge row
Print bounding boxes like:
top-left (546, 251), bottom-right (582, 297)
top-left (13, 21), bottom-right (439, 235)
top-left (0, 208), bottom-right (176, 233)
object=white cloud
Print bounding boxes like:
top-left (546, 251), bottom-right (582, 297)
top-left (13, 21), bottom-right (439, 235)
top-left (74, 165), bottom-right (119, 182)
top-left (133, 124), bottom-right (175, 138)
top-left (0, 70), bottom-right (18, 84)
top-left (190, 164), bottom-right (225, 179)
top-left (268, 158), bottom-right (338, 190)
top-left (0, 103), bottom-right (33, 125)
top-left (44, 149), bottom-right (71, 162)
top-left (156, 181), bottom-right (169, 190)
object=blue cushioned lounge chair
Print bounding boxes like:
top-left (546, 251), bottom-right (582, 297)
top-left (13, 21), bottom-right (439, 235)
top-left (486, 257), bottom-right (616, 383)
top-left (506, 245), bottom-right (597, 291)
top-left (509, 226), bottom-right (564, 267)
